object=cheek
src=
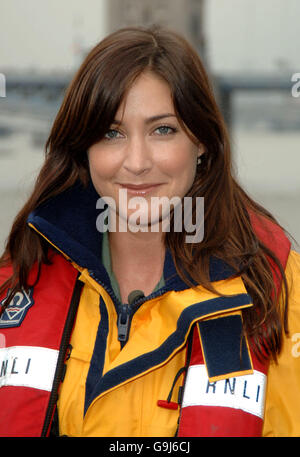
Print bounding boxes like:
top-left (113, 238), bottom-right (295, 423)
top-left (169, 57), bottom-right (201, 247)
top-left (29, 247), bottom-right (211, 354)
top-left (161, 143), bottom-right (198, 179)
top-left (87, 150), bottom-right (118, 198)
top-left (166, 144), bottom-right (198, 197)
top-left (88, 148), bottom-right (119, 181)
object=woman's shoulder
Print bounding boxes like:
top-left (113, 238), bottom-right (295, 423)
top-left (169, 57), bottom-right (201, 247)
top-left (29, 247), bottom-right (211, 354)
top-left (0, 249), bottom-right (78, 297)
top-left (288, 248), bottom-right (300, 265)
top-left (263, 248), bottom-right (300, 437)
top-left (285, 249), bottom-right (300, 293)
top-left (249, 209), bottom-right (292, 273)
top-left (249, 210), bottom-right (290, 246)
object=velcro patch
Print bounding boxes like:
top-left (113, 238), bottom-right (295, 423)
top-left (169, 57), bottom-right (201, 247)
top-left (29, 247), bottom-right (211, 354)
top-left (0, 288), bottom-right (34, 328)
top-left (182, 364), bottom-right (266, 419)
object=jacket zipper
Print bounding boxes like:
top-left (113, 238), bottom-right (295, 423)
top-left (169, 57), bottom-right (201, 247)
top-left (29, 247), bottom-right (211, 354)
top-left (117, 304), bottom-right (131, 344)
top-left (117, 288), bottom-right (168, 346)
top-left (41, 276), bottom-right (84, 437)
top-left (88, 269), bottom-right (169, 347)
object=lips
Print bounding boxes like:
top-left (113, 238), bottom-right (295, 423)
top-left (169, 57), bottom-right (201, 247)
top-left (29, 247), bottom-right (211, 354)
top-left (118, 183), bottom-right (163, 195)
top-left (119, 183), bottom-right (161, 189)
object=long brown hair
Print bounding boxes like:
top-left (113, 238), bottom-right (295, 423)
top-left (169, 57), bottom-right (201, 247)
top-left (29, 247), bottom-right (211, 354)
top-left (0, 25), bottom-right (291, 360)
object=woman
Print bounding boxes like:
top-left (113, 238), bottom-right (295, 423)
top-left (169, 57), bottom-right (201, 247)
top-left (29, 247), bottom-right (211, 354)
top-left (0, 26), bottom-right (299, 437)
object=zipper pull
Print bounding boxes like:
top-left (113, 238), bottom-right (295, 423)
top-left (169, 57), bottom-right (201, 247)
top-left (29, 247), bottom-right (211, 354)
top-left (117, 291), bottom-right (145, 343)
top-left (118, 305), bottom-right (131, 342)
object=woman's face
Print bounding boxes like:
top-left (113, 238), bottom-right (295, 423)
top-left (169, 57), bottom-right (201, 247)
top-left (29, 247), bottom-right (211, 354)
top-left (88, 71), bottom-right (203, 229)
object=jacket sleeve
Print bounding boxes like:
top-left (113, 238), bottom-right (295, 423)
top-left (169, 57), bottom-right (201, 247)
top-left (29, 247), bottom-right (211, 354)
top-left (262, 249), bottom-right (300, 436)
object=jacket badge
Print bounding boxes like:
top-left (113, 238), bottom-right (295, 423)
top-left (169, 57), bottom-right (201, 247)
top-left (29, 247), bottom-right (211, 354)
top-left (0, 288), bottom-right (34, 328)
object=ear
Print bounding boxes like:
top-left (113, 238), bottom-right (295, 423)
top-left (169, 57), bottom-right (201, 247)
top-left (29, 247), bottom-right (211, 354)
top-left (197, 143), bottom-right (205, 159)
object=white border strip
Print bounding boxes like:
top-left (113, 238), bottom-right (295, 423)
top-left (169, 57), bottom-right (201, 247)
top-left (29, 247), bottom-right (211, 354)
top-left (182, 364), bottom-right (266, 418)
top-left (0, 346), bottom-right (59, 392)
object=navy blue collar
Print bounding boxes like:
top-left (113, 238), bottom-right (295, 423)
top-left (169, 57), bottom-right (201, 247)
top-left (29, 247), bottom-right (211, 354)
top-left (27, 181), bottom-right (235, 296)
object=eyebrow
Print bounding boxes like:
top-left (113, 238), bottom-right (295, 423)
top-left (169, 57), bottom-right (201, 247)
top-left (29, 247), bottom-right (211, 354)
top-left (112, 113), bottom-right (177, 125)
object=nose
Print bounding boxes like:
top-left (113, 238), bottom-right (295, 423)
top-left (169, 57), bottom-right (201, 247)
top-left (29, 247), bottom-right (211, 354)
top-left (123, 135), bottom-right (152, 175)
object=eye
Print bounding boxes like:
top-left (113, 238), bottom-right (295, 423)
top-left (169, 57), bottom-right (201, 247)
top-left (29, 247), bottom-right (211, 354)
top-left (104, 129), bottom-right (123, 140)
top-left (154, 125), bottom-right (177, 136)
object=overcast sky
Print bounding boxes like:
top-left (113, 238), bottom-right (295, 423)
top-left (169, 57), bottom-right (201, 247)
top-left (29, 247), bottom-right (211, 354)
top-left (0, 0), bottom-right (108, 73)
top-left (0, 0), bottom-right (299, 74)
top-left (206, 0), bottom-right (300, 74)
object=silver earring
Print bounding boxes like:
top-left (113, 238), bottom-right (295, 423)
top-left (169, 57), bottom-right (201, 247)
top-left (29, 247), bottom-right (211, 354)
top-left (197, 156), bottom-right (202, 166)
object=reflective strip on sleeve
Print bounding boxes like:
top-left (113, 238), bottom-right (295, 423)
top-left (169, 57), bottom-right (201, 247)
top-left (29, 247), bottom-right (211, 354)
top-left (0, 346), bottom-right (59, 392)
top-left (182, 364), bottom-right (266, 419)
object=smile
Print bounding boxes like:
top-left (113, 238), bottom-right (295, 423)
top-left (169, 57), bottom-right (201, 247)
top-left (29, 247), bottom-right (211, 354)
top-left (117, 183), bottom-right (163, 196)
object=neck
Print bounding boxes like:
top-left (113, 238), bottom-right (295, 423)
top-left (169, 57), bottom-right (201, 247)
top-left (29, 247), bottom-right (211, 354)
top-left (107, 229), bottom-right (166, 302)
top-left (108, 228), bottom-right (165, 263)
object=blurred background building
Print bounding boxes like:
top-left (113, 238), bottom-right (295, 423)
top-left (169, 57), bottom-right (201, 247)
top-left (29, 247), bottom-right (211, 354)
top-left (107, 0), bottom-right (206, 58)
top-left (0, 0), bottom-right (299, 251)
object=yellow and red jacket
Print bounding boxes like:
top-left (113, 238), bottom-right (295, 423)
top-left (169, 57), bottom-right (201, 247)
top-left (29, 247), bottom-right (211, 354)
top-left (0, 182), bottom-right (299, 437)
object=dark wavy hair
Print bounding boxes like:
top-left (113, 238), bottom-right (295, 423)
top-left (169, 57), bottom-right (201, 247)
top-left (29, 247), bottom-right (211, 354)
top-left (0, 25), bottom-right (291, 360)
